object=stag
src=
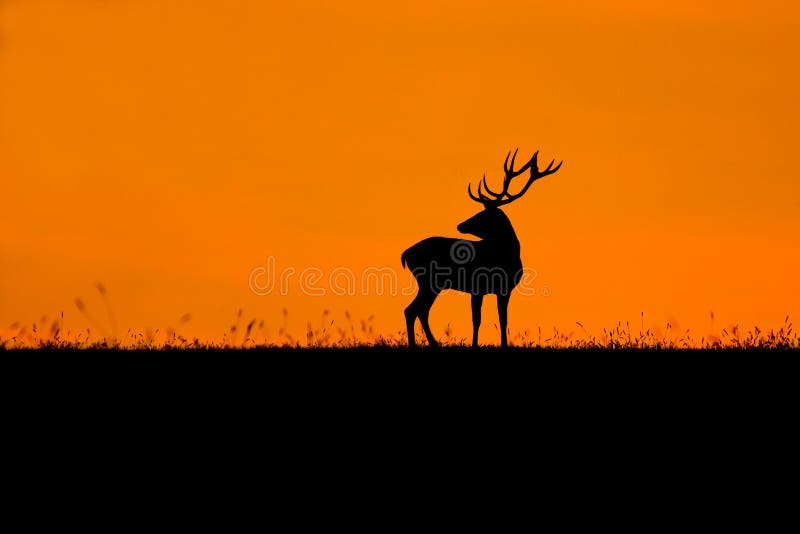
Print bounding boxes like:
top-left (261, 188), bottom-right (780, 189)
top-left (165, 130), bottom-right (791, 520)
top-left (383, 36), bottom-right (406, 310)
top-left (401, 149), bottom-right (562, 348)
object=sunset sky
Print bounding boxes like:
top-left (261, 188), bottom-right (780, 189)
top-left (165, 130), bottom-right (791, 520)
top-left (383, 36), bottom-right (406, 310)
top-left (1, 0), bottom-right (798, 343)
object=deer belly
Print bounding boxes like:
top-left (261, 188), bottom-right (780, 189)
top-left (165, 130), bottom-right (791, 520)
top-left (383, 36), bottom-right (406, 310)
top-left (446, 264), bottom-right (522, 295)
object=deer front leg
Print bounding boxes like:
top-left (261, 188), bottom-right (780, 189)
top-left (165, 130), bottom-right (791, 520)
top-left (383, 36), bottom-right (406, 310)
top-left (471, 294), bottom-right (483, 347)
top-left (497, 293), bottom-right (510, 347)
top-left (404, 304), bottom-right (417, 348)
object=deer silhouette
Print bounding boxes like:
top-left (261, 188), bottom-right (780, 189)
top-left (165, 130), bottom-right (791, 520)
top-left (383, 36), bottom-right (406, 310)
top-left (401, 149), bottom-right (562, 348)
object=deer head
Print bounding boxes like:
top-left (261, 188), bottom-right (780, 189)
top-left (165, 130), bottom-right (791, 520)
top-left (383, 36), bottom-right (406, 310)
top-left (457, 149), bottom-right (562, 240)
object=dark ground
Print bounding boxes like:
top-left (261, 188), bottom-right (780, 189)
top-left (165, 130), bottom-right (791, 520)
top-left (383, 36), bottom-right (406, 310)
top-left (5, 346), bottom-right (796, 401)
top-left (3, 346), bottom-right (796, 490)
top-left (4, 345), bottom-right (794, 450)
top-left (3, 345), bottom-right (795, 460)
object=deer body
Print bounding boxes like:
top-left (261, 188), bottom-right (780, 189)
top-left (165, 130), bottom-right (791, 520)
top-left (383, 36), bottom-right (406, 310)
top-left (401, 234), bottom-right (522, 294)
top-left (402, 149), bottom-right (562, 348)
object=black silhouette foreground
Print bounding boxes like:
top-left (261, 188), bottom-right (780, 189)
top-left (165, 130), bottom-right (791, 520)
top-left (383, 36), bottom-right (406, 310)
top-left (402, 149), bottom-right (562, 348)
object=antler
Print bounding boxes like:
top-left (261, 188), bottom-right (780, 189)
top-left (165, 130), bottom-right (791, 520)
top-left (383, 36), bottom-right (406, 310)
top-left (468, 148), bottom-right (562, 207)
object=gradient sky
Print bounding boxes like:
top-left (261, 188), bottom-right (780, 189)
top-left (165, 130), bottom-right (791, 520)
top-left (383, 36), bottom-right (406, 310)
top-left (1, 0), bottom-right (799, 343)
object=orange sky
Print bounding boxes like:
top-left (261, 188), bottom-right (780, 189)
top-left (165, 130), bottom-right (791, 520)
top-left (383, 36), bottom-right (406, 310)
top-left (1, 0), bottom-right (799, 344)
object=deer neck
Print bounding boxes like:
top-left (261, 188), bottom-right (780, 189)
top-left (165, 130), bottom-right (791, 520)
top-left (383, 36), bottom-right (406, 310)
top-left (485, 221), bottom-right (520, 257)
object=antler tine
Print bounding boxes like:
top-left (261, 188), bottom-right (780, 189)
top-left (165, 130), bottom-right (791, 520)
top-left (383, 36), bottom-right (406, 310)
top-left (495, 151), bottom-right (562, 207)
top-left (496, 147), bottom-right (534, 198)
top-left (467, 183), bottom-right (483, 203)
top-left (493, 180), bottom-right (534, 206)
top-left (468, 149), bottom-right (562, 207)
top-left (544, 159), bottom-right (563, 174)
top-left (468, 180), bottom-right (496, 205)
top-left (503, 148), bottom-right (519, 177)
top-left (528, 153), bottom-right (562, 176)
top-left (505, 148), bottom-right (537, 178)
top-left (481, 173), bottom-right (503, 198)
top-left (540, 159), bottom-right (563, 175)
top-left (477, 180), bottom-right (494, 203)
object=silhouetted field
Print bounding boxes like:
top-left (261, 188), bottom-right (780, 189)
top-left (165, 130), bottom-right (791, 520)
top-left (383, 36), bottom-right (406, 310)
top-left (6, 344), bottom-right (795, 412)
top-left (3, 291), bottom-right (797, 351)
top-left (5, 339), bottom-right (796, 432)
top-left (3, 317), bottom-right (796, 351)
top-left (3, 344), bottom-right (797, 357)
top-left (5, 304), bottom-right (794, 473)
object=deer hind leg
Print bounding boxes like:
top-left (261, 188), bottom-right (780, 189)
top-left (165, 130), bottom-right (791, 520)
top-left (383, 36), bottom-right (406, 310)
top-left (471, 293), bottom-right (484, 348)
top-left (405, 285), bottom-right (439, 348)
top-left (404, 297), bottom-right (419, 348)
top-left (497, 293), bottom-right (510, 348)
top-left (417, 292), bottom-right (439, 348)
